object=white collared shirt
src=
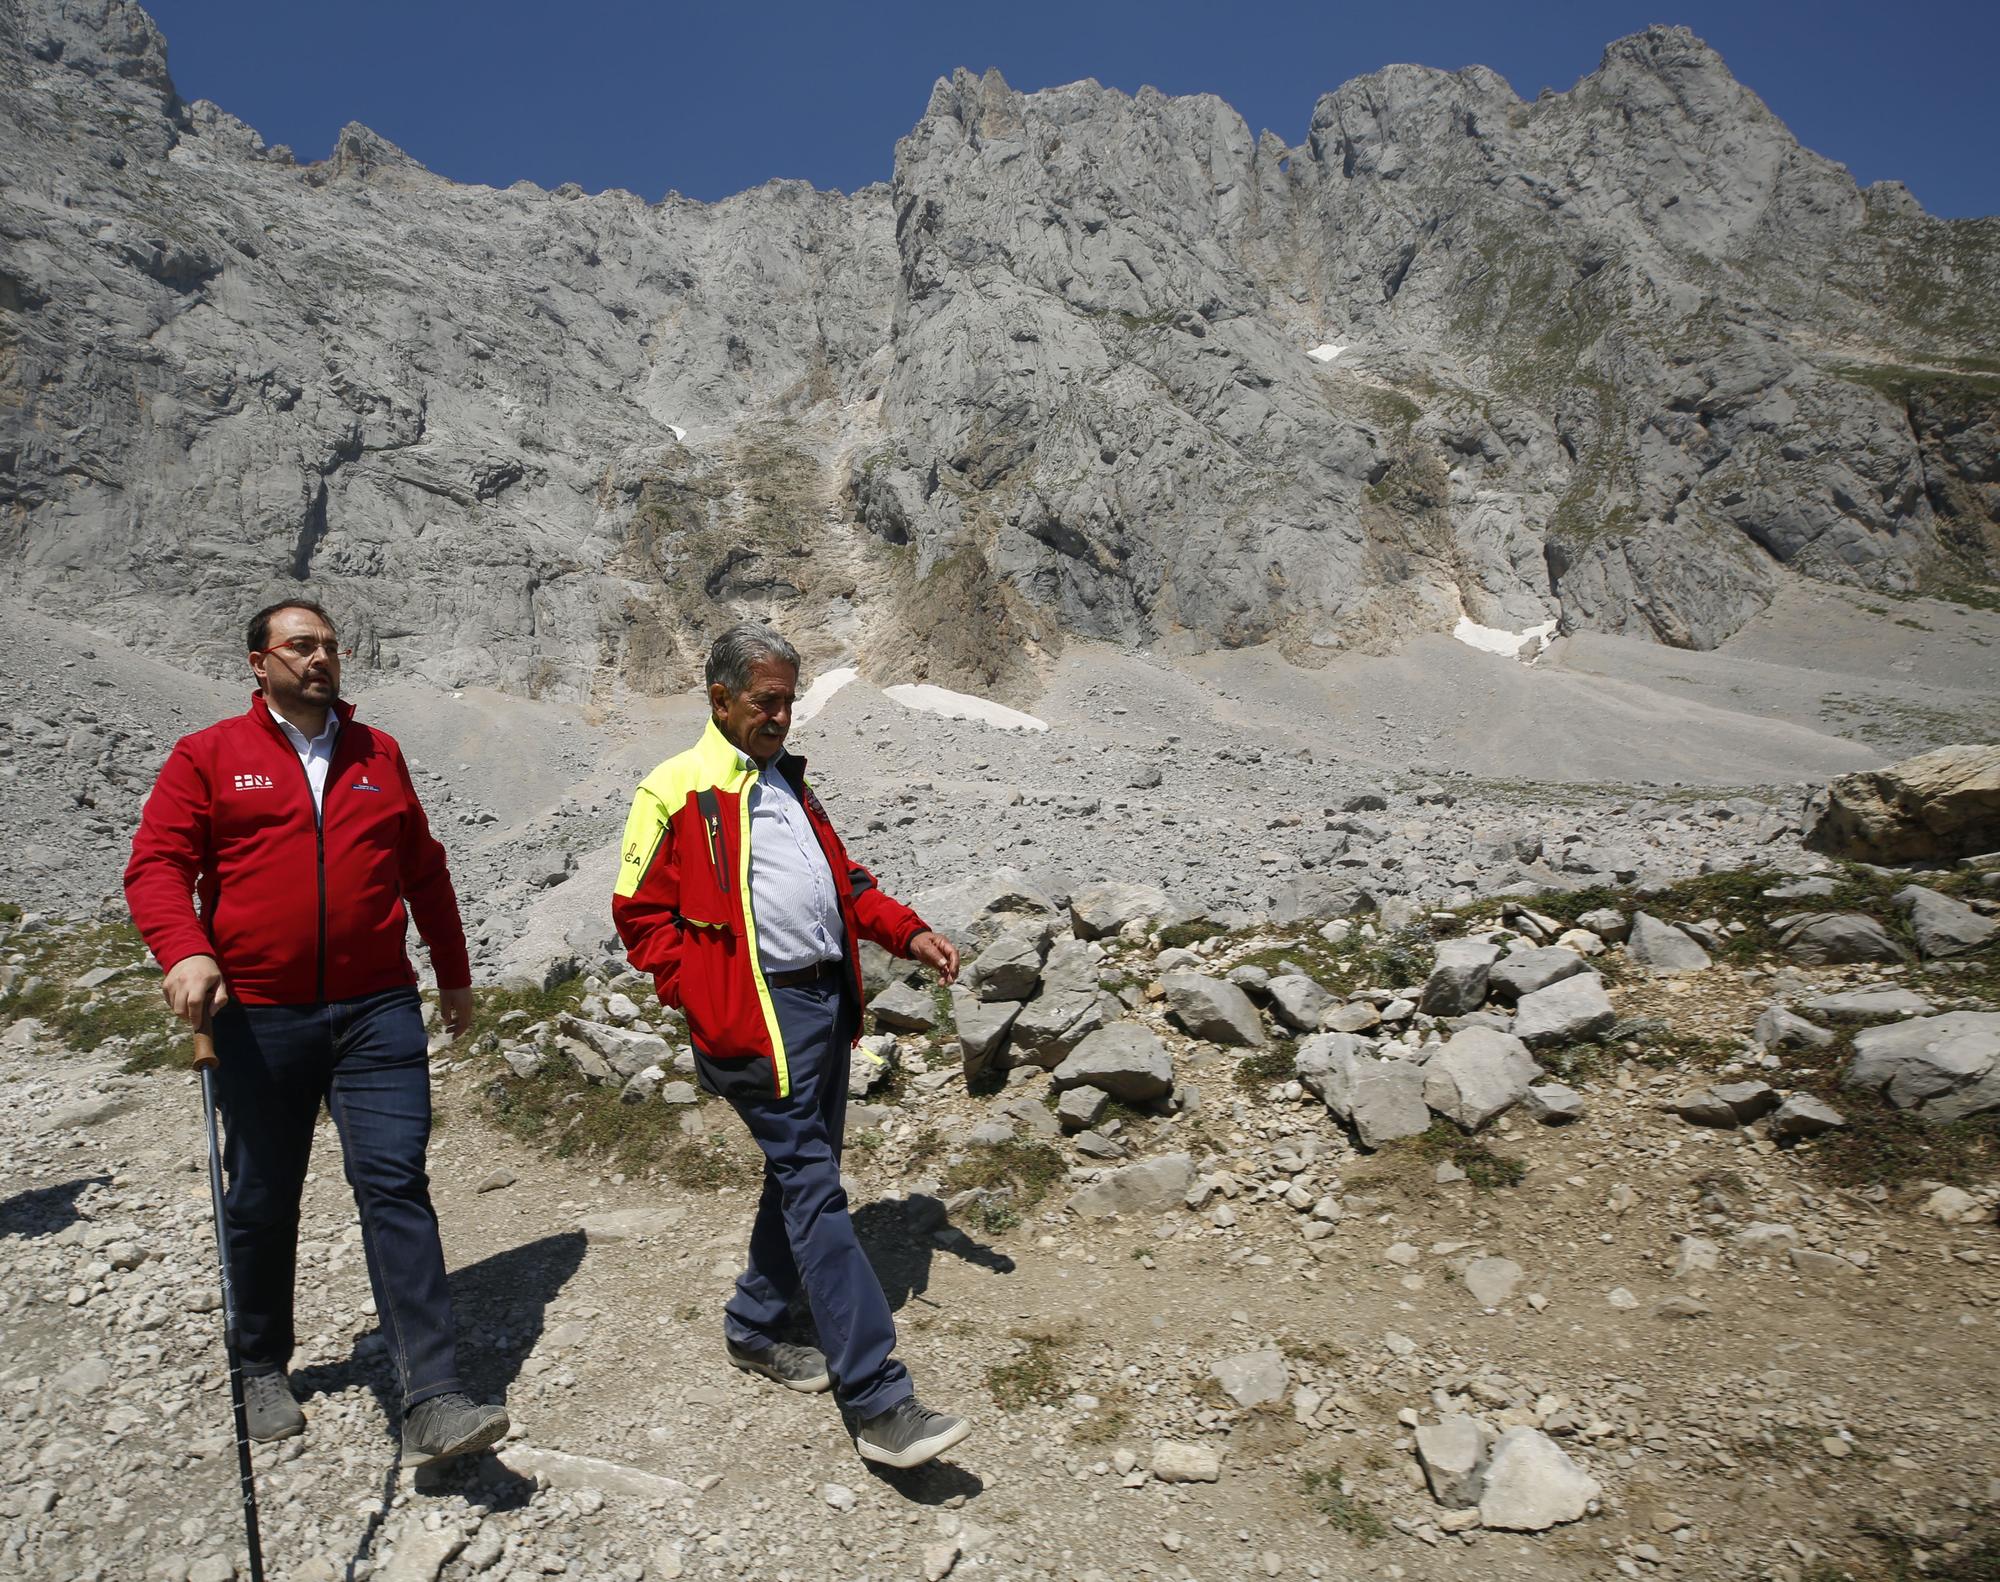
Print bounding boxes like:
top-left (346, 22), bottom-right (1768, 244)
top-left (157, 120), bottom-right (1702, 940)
top-left (735, 746), bottom-right (845, 974)
top-left (272, 708), bottom-right (340, 815)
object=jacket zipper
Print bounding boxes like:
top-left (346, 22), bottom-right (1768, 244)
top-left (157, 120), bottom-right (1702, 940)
top-left (274, 719), bottom-right (334, 1003)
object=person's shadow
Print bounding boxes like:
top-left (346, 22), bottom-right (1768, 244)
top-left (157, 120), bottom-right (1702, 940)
top-left (0, 1175), bottom-right (109, 1239)
top-left (850, 1193), bottom-right (1016, 1317)
top-left (290, 1230), bottom-right (587, 1573)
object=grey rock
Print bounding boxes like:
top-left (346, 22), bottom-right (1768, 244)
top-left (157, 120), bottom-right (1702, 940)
top-left (1477, 1428), bottom-right (1601, 1531)
top-left (910, 870), bottom-right (1062, 957)
top-left (1789, 1246), bottom-right (1858, 1280)
top-left (1210, 1347), bottom-right (1287, 1408)
top-left (1800, 986), bottom-right (1934, 1022)
top-left (1323, 999), bottom-right (1383, 1033)
top-left (950, 987), bottom-right (1020, 1077)
top-left (997, 1094), bottom-right (1061, 1138)
top-left (1069, 881), bottom-right (1172, 941)
top-left (1807, 747), bottom-right (2000, 863)
top-left (559, 1016), bottom-right (669, 1080)
top-left (1893, 884), bottom-right (1997, 959)
top-left (1767, 1093), bottom-right (1846, 1141)
top-left (1266, 973), bottom-right (1335, 1033)
top-left (966, 931), bottom-right (1046, 1002)
top-left (658, 1080), bottom-right (699, 1106)
top-left (1072, 1128), bottom-right (1125, 1160)
top-left (1055, 1085), bottom-right (1109, 1134)
top-left (1752, 1006), bottom-right (1835, 1052)
top-left (580, 1207), bottom-right (684, 1244)
top-left (1462, 1256), bottom-right (1524, 1307)
top-left (1417, 1415), bottom-right (1493, 1508)
top-left (1576, 907), bottom-right (1630, 943)
top-left (1625, 913), bottom-right (1712, 973)
top-left (1522, 1081), bottom-right (1585, 1124)
top-left (870, 979), bottom-right (941, 1033)
top-left (1671, 1080), bottom-right (1780, 1127)
top-left (1762, 876), bottom-right (1840, 901)
top-left (1486, 946), bottom-right (1590, 1004)
top-left (1052, 1022), bottom-right (1175, 1104)
top-left (1845, 1012), bottom-right (2000, 1121)
top-left (1422, 1027), bottom-right (1540, 1131)
top-left (967, 1117), bottom-right (1016, 1146)
top-left (1511, 972), bottom-right (1615, 1047)
top-left (1008, 941), bottom-right (1108, 1066)
top-left (1295, 1033), bottom-right (1432, 1147)
top-left (1775, 911), bottom-right (1908, 965)
top-left (1069, 1152), bottom-right (1196, 1219)
top-left (1151, 1440), bottom-right (1221, 1483)
top-left (1160, 972), bottom-right (1266, 1047)
top-left (1419, 938), bottom-right (1501, 1017)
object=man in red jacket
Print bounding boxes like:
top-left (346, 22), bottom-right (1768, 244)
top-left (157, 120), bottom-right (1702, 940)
top-left (613, 623), bottom-right (972, 1469)
top-left (125, 598), bottom-right (508, 1464)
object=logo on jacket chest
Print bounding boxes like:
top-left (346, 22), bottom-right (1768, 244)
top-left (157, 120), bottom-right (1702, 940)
top-left (348, 772), bottom-right (383, 793)
top-left (231, 773), bottom-right (275, 791)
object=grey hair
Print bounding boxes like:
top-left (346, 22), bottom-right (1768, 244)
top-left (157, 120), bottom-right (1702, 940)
top-left (705, 622), bottom-right (801, 694)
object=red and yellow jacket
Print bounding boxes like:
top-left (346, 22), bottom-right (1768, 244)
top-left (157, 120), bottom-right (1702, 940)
top-left (124, 694), bottom-right (471, 1006)
top-left (612, 720), bottom-right (929, 1100)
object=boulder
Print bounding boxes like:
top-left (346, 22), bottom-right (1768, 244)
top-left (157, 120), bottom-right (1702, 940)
top-left (967, 930), bottom-right (1047, 1002)
top-left (1774, 911), bottom-right (1908, 966)
top-left (1522, 1081), bottom-right (1585, 1124)
top-left (1323, 1000), bottom-right (1382, 1034)
top-left (1752, 1006), bottom-right (1835, 1052)
top-left (1422, 1027), bottom-right (1540, 1131)
top-left (1295, 1033), bottom-right (1432, 1148)
top-left (1160, 972), bottom-right (1266, 1047)
top-left (1844, 1012), bottom-right (2000, 1121)
top-left (559, 1016), bottom-right (669, 1080)
top-left (1767, 1094), bottom-right (1846, 1141)
top-left (1055, 1085), bottom-right (1108, 1133)
top-left (870, 979), bottom-right (941, 1033)
top-left (950, 988), bottom-right (1019, 1078)
top-left (1069, 881), bottom-right (1172, 941)
top-left (1576, 907), bottom-right (1629, 943)
top-left (1670, 1080), bottom-right (1780, 1127)
top-left (1806, 745), bottom-right (2000, 863)
top-left (1625, 913), bottom-right (1712, 974)
top-left (1068, 1152), bottom-right (1195, 1218)
top-left (1419, 939), bottom-right (1502, 1017)
top-left (1477, 1428), bottom-right (1601, 1531)
top-left (1799, 987), bottom-right (1934, 1023)
top-left (1008, 939), bottom-right (1106, 1066)
top-left (1892, 885), bottom-right (1997, 959)
top-left (909, 868), bottom-right (1062, 956)
top-left (1486, 947), bottom-right (1590, 1004)
top-left (1052, 1023), bottom-right (1175, 1104)
top-left (1511, 972), bottom-right (1615, 1047)
top-left (997, 1094), bottom-right (1062, 1139)
top-left (1266, 974), bottom-right (1335, 1033)
top-left (1416, 1415), bottom-right (1493, 1507)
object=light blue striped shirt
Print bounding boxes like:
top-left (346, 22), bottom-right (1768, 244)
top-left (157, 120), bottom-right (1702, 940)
top-left (737, 748), bottom-right (845, 974)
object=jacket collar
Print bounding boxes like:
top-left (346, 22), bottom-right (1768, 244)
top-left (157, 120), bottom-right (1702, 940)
top-left (249, 691), bottom-right (356, 742)
top-left (696, 717), bottom-right (808, 790)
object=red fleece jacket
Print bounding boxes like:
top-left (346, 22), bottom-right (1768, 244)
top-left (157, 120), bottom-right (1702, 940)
top-left (124, 694), bottom-right (471, 1006)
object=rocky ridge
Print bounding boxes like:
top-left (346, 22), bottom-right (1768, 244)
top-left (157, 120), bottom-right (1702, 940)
top-left (2, 0), bottom-right (1997, 702)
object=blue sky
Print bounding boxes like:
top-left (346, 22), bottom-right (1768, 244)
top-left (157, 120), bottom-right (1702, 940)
top-left (142, 0), bottom-right (1998, 218)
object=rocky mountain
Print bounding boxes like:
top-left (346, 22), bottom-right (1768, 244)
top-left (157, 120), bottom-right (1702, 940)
top-left (2, 0), bottom-right (1995, 701)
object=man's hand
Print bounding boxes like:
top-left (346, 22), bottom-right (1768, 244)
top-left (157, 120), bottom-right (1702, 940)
top-left (908, 930), bottom-right (959, 987)
top-left (162, 954), bottom-right (229, 1026)
top-left (439, 986), bottom-right (475, 1040)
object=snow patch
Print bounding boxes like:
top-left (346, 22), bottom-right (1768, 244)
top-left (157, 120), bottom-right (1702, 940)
top-left (1306, 343), bottom-right (1346, 364)
top-left (883, 683), bottom-right (1048, 732)
top-left (1453, 615), bottom-right (1559, 662)
top-left (793, 666), bottom-right (856, 724)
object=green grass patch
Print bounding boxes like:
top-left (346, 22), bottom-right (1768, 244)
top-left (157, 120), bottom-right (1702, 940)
top-left (481, 1057), bottom-right (749, 1179)
top-left (1234, 1041), bottom-right (1298, 1092)
top-left (1158, 919), bottom-right (1226, 950)
top-left (1375, 1120), bottom-right (1526, 1191)
top-left (0, 901), bottom-right (21, 924)
top-left (1819, 1507), bottom-right (2000, 1582)
top-left (1299, 1466), bottom-right (1388, 1544)
top-left (942, 1139), bottom-right (1067, 1210)
top-left (1069, 1404), bottom-right (1131, 1446)
top-left (1786, 1034), bottom-right (2000, 1189)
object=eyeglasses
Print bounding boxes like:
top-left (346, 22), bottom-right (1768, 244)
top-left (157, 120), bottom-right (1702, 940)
top-left (262, 637), bottom-right (341, 661)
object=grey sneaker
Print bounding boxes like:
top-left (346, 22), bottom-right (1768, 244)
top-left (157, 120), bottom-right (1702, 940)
top-left (727, 1336), bottom-right (831, 1393)
top-left (402, 1392), bottom-right (510, 1465)
top-left (242, 1370), bottom-right (305, 1443)
top-left (853, 1397), bottom-right (971, 1469)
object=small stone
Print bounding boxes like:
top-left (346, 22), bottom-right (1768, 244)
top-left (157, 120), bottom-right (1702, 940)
top-left (1477, 1428), bottom-right (1601, 1531)
top-left (1416, 1414), bottom-right (1492, 1507)
top-left (1606, 1287), bottom-right (1639, 1310)
top-left (1463, 1256), bottom-right (1524, 1307)
top-left (822, 1482), bottom-right (858, 1511)
top-left (1152, 1440), bottom-right (1222, 1482)
top-left (475, 1168), bottom-right (516, 1193)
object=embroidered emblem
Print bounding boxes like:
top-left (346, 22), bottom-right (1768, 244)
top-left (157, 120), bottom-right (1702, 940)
top-left (232, 773), bottom-right (274, 790)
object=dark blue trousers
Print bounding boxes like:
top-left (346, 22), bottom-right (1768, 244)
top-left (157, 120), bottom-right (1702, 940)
top-left (722, 977), bottom-right (912, 1417)
top-left (211, 985), bottom-right (462, 1408)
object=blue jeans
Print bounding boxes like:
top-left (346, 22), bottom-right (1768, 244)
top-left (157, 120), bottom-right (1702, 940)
top-left (211, 986), bottom-right (462, 1408)
top-left (723, 977), bottom-right (912, 1417)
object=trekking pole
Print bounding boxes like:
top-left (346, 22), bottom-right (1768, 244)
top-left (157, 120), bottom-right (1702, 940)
top-left (193, 1015), bottom-right (267, 1582)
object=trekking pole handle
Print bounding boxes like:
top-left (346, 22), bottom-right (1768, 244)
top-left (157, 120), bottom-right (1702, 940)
top-left (192, 1014), bottom-right (217, 1071)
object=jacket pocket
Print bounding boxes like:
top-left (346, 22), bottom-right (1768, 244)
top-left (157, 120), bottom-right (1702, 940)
top-left (674, 918), bottom-right (748, 1060)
